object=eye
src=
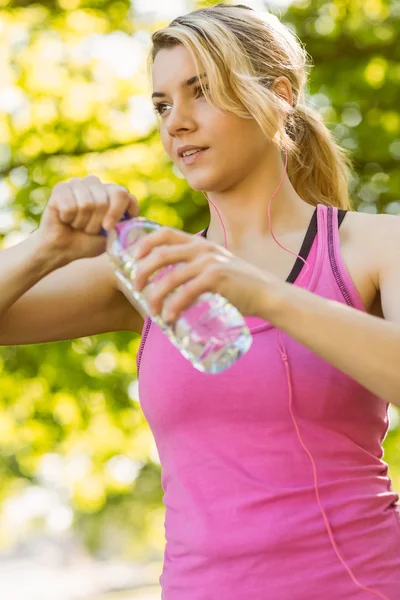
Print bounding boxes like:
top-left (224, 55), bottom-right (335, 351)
top-left (193, 84), bottom-right (204, 98)
top-left (153, 102), bottom-right (170, 116)
top-left (194, 84), bottom-right (209, 98)
top-left (152, 84), bottom-right (209, 117)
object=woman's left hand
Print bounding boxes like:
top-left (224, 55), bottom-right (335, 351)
top-left (132, 226), bottom-right (282, 324)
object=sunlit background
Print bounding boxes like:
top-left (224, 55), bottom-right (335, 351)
top-left (1, 0), bottom-right (400, 598)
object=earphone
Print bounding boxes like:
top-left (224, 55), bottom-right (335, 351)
top-left (201, 149), bottom-right (390, 600)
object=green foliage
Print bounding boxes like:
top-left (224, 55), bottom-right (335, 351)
top-left (0, 0), bottom-right (399, 559)
top-left (282, 0), bottom-right (400, 213)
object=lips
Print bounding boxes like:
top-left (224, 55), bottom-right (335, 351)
top-left (181, 147), bottom-right (207, 157)
top-left (181, 147), bottom-right (209, 165)
top-left (183, 148), bottom-right (205, 157)
top-left (177, 145), bottom-right (209, 158)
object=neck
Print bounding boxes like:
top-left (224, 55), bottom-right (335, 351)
top-left (204, 148), bottom-right (315, 252)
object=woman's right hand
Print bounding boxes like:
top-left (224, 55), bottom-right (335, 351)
top-left (36, 175), bottom-right (140, 264)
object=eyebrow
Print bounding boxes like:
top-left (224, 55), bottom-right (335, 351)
top-left (152, 73), bottom-right (207, 99)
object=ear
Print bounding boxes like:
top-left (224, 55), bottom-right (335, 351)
top-left (271, 76), bottom-right (294, 108)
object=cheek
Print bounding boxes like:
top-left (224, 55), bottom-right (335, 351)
top-left (161, 127), bottom-right (173, 157)
top-left (230, 128), bottom-right (270, 169)
top-left (212, 112), bottom-right (268, 156)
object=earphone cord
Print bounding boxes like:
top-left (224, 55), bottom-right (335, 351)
top-left (201, 151), bottom-right (390, 600)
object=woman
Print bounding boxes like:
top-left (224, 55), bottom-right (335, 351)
top-left (1, 4), bottom-right (399, 599)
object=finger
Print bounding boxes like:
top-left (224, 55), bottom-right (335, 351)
top-left (84, 178), bottom-right (110, 235)
top-left (53, 183), bottom-right (77, 225)
top-left (134, 241), bottom-right (211, 291)
top-left (126, 193), bottom-right (140, 218)
top-left (134, 227), bottom-right (198, 260)
top-left (161, 264), bottom-right (223, 324)
top-left (103, 185), bottom-right (138, 231)
top-left (69, 178), bottom-right (97, 230)
top-left (145, 254), bottom-right (216, 317)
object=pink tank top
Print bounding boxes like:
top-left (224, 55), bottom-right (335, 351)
top-left (137, 204), bottom-right (400, 599)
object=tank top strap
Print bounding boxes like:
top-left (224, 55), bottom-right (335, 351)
top-left (327, 204), bottom-right (347, 251)
top-left (328, 204), bottom-right (339, 253)
top-left (314, 203), bottom-right (340, 290)
top-left (316, 203), bottom-right (365, 311)
top-left (315, 203), bottom-right (331, 276)
top-left (326, 204), bottom-right (350, 300)
top-left (316, 203), bottom-right (346, 275)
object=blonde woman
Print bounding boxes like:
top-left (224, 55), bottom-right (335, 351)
top-left (1, 4), bottom-right (400, 599)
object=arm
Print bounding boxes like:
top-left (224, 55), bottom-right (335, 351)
top-left (259, 214), bottom-right (400, 407)
top-left (0, 232), bottom-right (144, 346)
top-left (0, 175), bottom-right (144, 344)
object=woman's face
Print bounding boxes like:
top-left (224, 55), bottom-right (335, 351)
top-left (152, 44), bottom-right (274, 193)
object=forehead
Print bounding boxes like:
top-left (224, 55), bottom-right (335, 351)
top-left (152, 45), bottom-right (198, 90)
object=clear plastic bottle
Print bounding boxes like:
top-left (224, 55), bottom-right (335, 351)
top-left (105, 216), bottom-right (252, 374)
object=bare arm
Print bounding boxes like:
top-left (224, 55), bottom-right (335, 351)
top-left (0, 234), bottom-right (144, 345)
top-left (0, 175), bottom-right (144, 345)
top-left (0, 229), bottom-right (65, 317)
top-left (257, 214), bottom-right (400, 407)
top-left (260, 283), bottom-right (400, 407)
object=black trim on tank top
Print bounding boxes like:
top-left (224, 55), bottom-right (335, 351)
top-left (200, 207), bottom-right (348, 284)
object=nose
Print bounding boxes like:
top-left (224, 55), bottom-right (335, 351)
top-left (166, 103), bottom-right (197, 138)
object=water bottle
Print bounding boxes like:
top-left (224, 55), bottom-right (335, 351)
top-left (103, 215), bottom-right (252, 374)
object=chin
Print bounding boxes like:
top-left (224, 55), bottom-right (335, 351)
top-left (185, 171), bottom-right (223, 192)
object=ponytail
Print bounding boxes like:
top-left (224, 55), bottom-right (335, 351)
top-left (286, 104), bottom-right (354, 210)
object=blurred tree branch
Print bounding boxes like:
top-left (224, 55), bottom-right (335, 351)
top-left (0, 131), bottom-right (158, 178)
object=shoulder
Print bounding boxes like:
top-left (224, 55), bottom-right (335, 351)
top-left (342, 208), bottom-right (400, 234)
top-left (343, 208), bottom-right (400, 291)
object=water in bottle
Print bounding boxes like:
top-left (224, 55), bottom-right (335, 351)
top-left (105, 216), bottom-right (252, 374)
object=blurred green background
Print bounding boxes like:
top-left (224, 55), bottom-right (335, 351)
top-left (1, 0), bottom-right (400, 598)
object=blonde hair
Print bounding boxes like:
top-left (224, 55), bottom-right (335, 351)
top-left (150, 3), bottom-right (354, 210)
